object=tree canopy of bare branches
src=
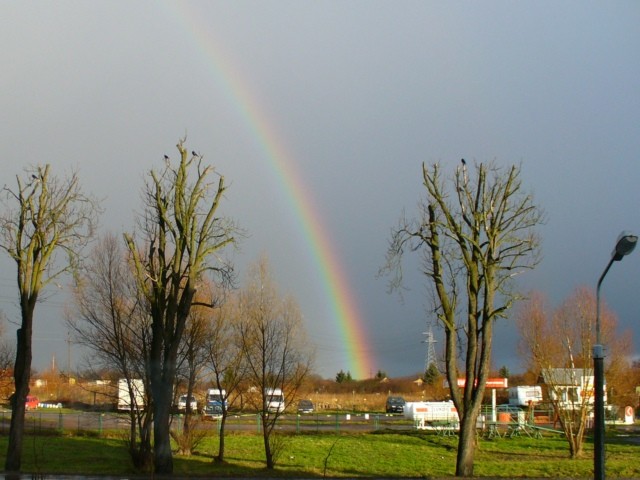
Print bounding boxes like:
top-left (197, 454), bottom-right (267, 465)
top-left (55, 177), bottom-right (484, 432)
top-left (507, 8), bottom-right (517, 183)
top-left (124, 141), bottom-right (240, 474)
top-left (382, 160), bottom-right (543, 477)
top-left (236, 256), bottom-right (313, 469)
top-left (68, 233), bottom-right (153, 469)
top-left (0, 164), bottom-right (98, 473)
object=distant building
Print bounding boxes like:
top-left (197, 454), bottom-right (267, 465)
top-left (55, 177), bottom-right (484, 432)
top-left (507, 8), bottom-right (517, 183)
top-left (540, 368), bottom-right (602, 410)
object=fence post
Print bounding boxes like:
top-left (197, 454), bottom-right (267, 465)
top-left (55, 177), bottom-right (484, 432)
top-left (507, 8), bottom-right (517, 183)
top-left (58, 411), bottom-right (63, 432)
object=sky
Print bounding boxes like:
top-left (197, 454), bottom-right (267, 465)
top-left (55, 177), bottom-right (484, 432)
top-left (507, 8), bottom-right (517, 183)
top-left (1, 1), bottom-right (640, 380)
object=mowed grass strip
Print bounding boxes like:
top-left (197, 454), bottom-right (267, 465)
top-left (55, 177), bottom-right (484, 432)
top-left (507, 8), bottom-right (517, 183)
top-left (0, 430), bottom-right (638, 478)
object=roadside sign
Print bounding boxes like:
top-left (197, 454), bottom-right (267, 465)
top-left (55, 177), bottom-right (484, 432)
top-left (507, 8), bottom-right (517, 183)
top-left (444, 377), bottom-right (508, 388)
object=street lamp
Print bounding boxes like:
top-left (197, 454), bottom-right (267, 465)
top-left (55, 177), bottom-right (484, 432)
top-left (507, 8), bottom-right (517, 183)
top-left (594, 231), bottom-right (637, 480)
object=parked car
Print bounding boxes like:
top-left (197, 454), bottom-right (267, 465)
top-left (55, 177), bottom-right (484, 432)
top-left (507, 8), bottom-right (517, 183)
top-left (297, 399), bottom-right (314, 414)
top-left (177, 394), bottom-right (197, 412)
top-left (385, 396), bottom-right (406, 413)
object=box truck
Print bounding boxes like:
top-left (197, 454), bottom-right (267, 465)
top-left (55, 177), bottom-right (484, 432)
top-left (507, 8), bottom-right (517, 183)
top-left (118, 378), bottom-right (145, 411)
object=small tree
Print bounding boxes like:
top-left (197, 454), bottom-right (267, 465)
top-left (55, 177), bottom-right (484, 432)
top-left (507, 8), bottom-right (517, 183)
top-left (236, 256), bottom-right (313, 469)
top-left (424, 362), bottom-right (440, 386)
top-left (382, 161), bottom-right (543, 476)
top-left (171, 297), bottom-right (211, 456)
top-left (517, 288), bottom-right (631, 458)
top-left (203, 291), bottom-right (246, 463)
top-left (68, 233), bottom-right (153, 470)
top-left (0, 165), bottom-right (98, 473)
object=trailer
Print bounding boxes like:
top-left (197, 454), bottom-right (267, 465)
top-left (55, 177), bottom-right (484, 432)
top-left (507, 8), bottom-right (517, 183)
top-left (508, 385), bottom-right (543, 407)
top-left (404, 401), bottom-right (459, 430)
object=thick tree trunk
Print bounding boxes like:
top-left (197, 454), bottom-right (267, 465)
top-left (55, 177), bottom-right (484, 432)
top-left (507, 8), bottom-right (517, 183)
top-left (153, 375), bottom-right (174, 474)
top-left (455, 413), bottom-right (478, 477)
top-left (5, 308), bottom-right (34, 474)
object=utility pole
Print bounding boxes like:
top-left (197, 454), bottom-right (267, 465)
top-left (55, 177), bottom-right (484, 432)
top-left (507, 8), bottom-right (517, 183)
top-left (66, 330), bottom-right (71, 376)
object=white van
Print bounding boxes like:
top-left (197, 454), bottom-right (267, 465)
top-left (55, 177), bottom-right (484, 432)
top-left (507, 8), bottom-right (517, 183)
top-left (177, 394), bottom-right (197, 412)
top-left (265, 388), bottom-right (285, 413)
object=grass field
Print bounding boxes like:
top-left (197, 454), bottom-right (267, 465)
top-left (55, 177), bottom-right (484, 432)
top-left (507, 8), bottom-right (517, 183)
top-left (0, 429), bottom-right (639, 478)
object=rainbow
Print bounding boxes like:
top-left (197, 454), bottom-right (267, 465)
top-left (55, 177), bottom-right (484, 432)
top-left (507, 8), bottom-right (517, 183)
top-left (165, 3), bottom-right (373, 379)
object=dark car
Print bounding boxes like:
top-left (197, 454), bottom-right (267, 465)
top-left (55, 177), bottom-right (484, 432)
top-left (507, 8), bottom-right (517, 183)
top-left (385, 396), bottom-right (406, 413)
top-left (297, 399), bottom-right (314, 414)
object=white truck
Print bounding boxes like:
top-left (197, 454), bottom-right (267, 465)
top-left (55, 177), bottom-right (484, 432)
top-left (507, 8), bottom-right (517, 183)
top-left (404, 401), bottom-right (459, 430)
top-left (117, 378), bottom-right (145, 411)
top-left (508, 385), bottom-right (543, 407)
top-left (265, 388), bottom-right (285, 413)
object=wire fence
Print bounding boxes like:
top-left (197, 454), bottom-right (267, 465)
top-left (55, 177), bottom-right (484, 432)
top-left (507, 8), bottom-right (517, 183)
top-left (0, 410), bottom-right (413, 437)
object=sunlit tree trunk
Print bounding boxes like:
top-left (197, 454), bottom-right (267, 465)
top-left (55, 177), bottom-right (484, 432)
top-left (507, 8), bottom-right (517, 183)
top-left (6, 306), bottom-right (34, 473)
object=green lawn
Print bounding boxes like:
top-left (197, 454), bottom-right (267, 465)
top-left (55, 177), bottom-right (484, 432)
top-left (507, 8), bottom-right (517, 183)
top-left (0, 430), bottom-right (638, 478)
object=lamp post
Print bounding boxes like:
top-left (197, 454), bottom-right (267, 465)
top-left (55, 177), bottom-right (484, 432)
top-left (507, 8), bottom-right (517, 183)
top-left (594, 232), bottom-right (637, 480)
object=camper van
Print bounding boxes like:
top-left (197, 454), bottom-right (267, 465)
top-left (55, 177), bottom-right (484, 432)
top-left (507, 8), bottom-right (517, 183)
top-left (265, 388), bottom-right (285, 413)
top-left (508, 386), bottom-right (543, 407)
top-left (203, 388), bottom-right (227, 418)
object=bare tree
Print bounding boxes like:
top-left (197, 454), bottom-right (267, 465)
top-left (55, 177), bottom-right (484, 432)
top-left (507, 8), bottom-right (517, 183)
top-left (203, 290), bottom-right (246, 463)
top-left (382, 161), bottom-right (543, 477)
top-left (235, 256), bottom-right (313, 469)
top-left (171, 286), bottom-right (218, 457)
top-left (517, 287), bottom-right (631, 458)
top-left (67, 233), bottom-right (153, 470)
top-left (0, 164), bottom-right (98, 473)
top-left (124, 140), bottom-right (239, 474)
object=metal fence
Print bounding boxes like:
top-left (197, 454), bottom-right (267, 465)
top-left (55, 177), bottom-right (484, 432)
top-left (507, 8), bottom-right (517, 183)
top-left (0, 410), bottom-right (413, 437)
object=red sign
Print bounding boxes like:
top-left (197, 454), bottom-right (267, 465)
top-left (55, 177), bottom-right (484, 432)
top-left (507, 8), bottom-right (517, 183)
top-left (456, 377), bottom-right (508, 389)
